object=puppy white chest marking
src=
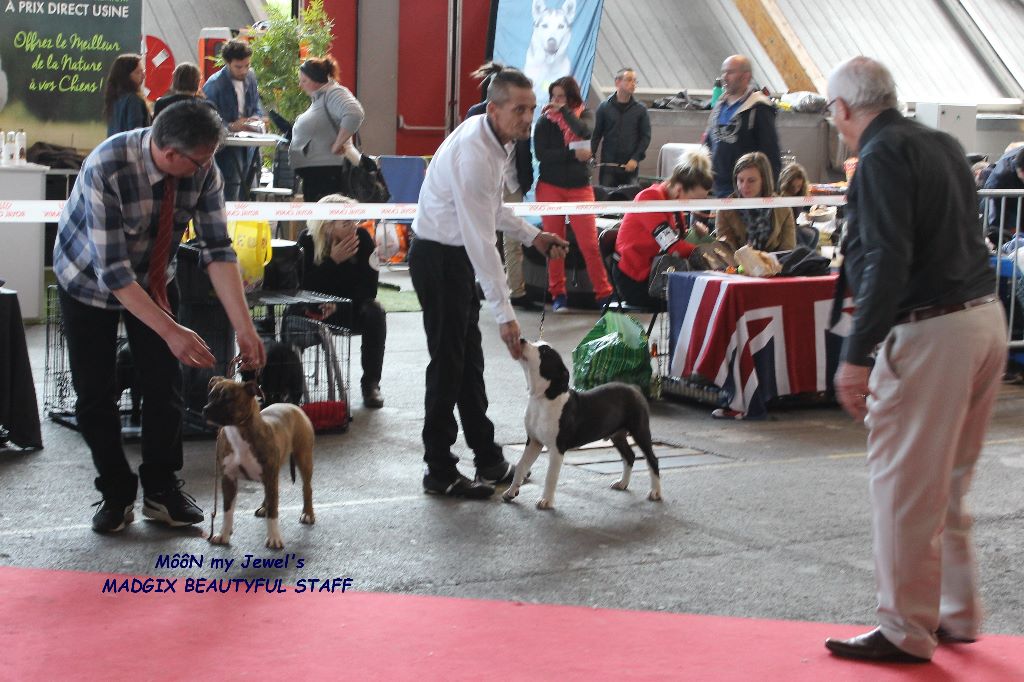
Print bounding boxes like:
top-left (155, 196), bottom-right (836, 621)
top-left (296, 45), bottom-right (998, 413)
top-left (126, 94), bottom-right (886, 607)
top-left (525, 392), bottom-right (570, 449)
top-left (222, 426), bottom-right (263, 481)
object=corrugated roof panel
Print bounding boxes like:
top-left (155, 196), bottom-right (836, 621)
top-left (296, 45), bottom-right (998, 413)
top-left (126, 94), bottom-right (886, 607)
top-left (776, 0), bottom-right (1005, 102)
top-left (593, 0), bottom-right (787, 94)
top-left (960, 0), bottom-right (1024, 91)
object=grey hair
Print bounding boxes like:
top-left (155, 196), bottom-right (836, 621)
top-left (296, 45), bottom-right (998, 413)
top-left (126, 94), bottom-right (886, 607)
top-left (484, 65), bottom-right (533, 106)
top-left (151, 99), bottom-right (226, 153)
top-left (828, 56), bottom-right (898, 114)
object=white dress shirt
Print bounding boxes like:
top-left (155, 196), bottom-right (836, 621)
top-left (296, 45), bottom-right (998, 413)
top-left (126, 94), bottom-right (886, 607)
top-left (412, 114), bottom-right (541, 324)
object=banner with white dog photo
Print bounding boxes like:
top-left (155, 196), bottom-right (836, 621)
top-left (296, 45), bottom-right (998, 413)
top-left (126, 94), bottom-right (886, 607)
top-left (493, 0), bottom-right (605, 113)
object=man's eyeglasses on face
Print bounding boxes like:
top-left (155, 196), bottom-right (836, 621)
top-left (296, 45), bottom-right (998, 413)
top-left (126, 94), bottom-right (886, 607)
top-left (823, 98), bottom-right (838, 116)
top-left (177, 149), bottom-right (216, 172)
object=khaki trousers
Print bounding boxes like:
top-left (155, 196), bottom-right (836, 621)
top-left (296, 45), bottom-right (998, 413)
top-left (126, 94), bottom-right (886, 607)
top-left (865, 301), bottom-right (1005, 659)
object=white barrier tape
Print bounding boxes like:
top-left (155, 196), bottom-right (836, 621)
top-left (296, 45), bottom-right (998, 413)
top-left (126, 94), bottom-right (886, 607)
top-left (0, 195), bottom-right (847, 224)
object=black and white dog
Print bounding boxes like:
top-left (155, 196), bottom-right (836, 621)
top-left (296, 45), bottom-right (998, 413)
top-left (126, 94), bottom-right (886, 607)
top-left (503, 339), bottom-right (662, 509)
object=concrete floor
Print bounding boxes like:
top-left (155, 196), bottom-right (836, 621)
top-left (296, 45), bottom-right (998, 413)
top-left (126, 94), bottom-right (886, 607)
top-left (3, 268), bottom-right (1024, 637)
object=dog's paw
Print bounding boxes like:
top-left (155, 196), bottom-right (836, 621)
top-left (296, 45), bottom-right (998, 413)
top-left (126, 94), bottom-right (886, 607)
top-left (536, 498), bottom-right (554, 510)
top-left (299, 512), bottom-right (315, 524)
top-left (254, 505), bottom-right (266, 518)
top-left (265, 536), bottom-right (285, 550)
top-left (501, 488), bottom-right (519, 503)
top-left (610, 479), bottom-right (629, 491)
top-left (208, 533), bottom-right (230, 545)
top-left (648, 489), bottom-right (663, 502)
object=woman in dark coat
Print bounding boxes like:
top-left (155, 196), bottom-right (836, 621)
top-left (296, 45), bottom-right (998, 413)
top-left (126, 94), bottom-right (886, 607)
top-left (103, 54), bottom-right (151, 136)
top-left (294, 194), bottom-right (386, 408)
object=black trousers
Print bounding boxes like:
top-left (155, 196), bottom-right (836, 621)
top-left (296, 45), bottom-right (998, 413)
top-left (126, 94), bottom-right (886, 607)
top-left (613, 261), bottom-right (663, 309)
top-left (296, 166), bottom-right (345, 204)
top-left (326, 298), bottom-right (386, 389)
top-left (599, 165), bottom-right (639, 188)
top-left (58, 285), bottom-right (184, 503)
top-left (408, 238), bottom-right (504, 475)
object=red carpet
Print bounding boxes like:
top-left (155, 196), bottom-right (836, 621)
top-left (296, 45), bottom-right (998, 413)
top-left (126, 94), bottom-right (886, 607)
top-left (1, 566), bottom-right (1021, 680)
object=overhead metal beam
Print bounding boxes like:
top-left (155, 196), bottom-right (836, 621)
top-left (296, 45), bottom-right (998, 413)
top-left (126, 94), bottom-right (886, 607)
top-left (733, 0), bottom-right (825, 94)
top-left (937, 0), bottom-right (1024, 99)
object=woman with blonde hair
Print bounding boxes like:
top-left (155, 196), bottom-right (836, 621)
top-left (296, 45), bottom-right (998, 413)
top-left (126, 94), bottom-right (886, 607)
top-left (103, 54), bottom-right (151, 136)
top-left (613, 149), bottom-right (714, 307)
top-left (716, 151), bottom-right (796, 252)
top-left (778, 162), bottom-right (810, 219)
top-left (293, 194), bottom-right (386, 408)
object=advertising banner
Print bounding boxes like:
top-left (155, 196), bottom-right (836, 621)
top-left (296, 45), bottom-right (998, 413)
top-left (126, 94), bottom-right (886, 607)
top-left (492, 0), bottom-right (604, 111)
top-left (0, 0), bottom-right (143, 149)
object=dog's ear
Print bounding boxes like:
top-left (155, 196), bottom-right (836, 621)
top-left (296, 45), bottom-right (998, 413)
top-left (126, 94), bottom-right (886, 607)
top-left (243, 380), bottom-right (263, 399)
top-left (208, 376), bottom-right (225, 390)
top-left (531, 0), bottom-right (545, 22)
top-left (562, 0), bottom-right (577, 24)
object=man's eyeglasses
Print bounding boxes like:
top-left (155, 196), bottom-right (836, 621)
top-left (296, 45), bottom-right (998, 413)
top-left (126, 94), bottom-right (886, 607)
top-left (823, 98), bottom-right (838, 116)
top-left (177, 149), bottom-right (216, 172)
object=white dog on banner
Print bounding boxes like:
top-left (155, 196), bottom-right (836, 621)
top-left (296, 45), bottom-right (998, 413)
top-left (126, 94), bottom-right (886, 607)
top-left (523, 0), bottom-right (576, 105)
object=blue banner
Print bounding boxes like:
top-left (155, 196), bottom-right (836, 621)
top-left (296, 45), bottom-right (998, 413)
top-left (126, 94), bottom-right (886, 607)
top-left (493, 0), bottom-right (605, 112)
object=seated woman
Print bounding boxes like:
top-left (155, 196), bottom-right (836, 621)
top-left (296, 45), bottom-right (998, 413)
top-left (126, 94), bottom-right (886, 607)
top-left (778, 162), bottom-right (810, 220)
top-left (613, 149), bottom-right (714, 308)
top-left (716, 151), bottom-right (796, 252)
top-left (294, 194), bottom-right (386, 409)
top-left (534, 75), bottom-right (612, 312)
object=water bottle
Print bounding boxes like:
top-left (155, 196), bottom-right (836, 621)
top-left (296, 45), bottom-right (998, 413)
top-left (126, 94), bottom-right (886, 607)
top-left (709, 78), bottom-right (723, 108)
top-left (15, 129), bottom-right (26, 165)
top-left (2, 131), bottom-right (15, 165)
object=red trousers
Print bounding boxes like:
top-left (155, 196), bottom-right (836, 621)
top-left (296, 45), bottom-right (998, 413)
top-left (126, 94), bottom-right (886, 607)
top-left (535, 181), bottom-right (612, 300)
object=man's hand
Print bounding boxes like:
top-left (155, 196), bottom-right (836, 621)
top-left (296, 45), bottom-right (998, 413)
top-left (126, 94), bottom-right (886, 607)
top-left (330, 230), bottom-right (359, 263)
top-left (165, 324), bottom-right (217, 368)
top-left (500, 320), bottom-right (523, 360)
top-left (235, 324), bottom-right (267, 371)
top-left (834, 361), bottom-right (871, 422)
top-left (534, 232), bottom-right (570, 260)
top-left (624, 159), bottom-right (638, 173)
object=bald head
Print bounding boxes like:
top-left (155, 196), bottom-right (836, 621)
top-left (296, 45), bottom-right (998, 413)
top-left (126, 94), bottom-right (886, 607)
top-left (721, 55), bottom-right (753, 99)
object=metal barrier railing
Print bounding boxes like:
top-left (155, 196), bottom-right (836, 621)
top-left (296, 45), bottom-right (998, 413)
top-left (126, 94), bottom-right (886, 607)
top-left (979, 189), bottom-right (1024, 357)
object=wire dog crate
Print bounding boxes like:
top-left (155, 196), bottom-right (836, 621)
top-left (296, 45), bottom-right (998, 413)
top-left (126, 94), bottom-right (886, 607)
top-left (43, 286), bottom-right (352, 438)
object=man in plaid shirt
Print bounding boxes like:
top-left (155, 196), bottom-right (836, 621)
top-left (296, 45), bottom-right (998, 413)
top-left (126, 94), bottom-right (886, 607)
top-left (54, 100), bottom-right (266, 534)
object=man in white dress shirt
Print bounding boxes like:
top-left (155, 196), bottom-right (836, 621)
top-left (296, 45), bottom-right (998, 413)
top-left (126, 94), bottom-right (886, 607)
top-left (410, 66), bottom-right (569, 499)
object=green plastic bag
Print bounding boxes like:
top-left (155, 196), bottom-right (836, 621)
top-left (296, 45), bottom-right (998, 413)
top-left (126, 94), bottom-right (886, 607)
top-left (571, 312), bottom-right (651, 394)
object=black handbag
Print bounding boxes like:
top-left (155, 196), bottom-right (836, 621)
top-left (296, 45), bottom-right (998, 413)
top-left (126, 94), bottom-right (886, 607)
top-left (262, 240), bottom-right (304, 292)
top-left (647, 253), bottom-right (690, 299)
top-left (341, 154), bottom-right (391, 204)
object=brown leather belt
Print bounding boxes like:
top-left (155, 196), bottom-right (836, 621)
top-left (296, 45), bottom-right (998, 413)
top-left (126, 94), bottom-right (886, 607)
top-left (896, 295), bottom-right (997, 325)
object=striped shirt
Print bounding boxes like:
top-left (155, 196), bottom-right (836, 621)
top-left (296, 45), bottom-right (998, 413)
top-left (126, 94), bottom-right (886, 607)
top-left (54, 128), bottom-right (236, 309)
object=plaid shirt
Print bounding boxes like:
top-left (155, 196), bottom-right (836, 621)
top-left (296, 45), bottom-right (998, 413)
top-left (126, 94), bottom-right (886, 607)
top-left (54, 128), bottom-right (236, 309)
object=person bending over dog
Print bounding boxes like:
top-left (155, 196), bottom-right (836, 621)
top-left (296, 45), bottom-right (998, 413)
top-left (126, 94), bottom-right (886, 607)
top-left (54, 100), bottom-right (267, 534)
top-left (291, 194), bottom-right (387, 408)
top-left (409, 65), bottom-right (569, 499)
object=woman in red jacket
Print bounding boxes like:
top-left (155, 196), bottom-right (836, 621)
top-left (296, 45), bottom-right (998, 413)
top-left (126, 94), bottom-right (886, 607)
top-left (613, 149), bottom-right (714, 306)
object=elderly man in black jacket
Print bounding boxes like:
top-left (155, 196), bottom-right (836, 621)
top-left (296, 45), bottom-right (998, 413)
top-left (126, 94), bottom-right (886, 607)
top-left (590, 67), bottom-right (651, 187)
top-left (824, 55), bottom-right (1004, 665)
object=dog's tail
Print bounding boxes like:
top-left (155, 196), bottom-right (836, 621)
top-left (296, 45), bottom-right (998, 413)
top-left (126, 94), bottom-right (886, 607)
top-left (290, 454), bottom-right (296, 483)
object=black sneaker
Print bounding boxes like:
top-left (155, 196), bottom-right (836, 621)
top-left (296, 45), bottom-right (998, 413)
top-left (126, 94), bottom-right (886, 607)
top-left (91, 499), bottom-right (134, 533)
top-left (423, 470), bottom-right (494, 500)
top-left (475, 460), bottom-right (515, 485)
top-left (142, 480), bottom-right (204, 526)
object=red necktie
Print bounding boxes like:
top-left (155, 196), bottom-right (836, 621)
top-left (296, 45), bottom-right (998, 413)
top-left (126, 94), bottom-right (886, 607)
top-left (148, 177), bottom-right (177, 316)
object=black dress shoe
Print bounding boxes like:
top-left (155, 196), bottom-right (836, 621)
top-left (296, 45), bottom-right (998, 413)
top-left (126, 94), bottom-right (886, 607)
top-left (936, 626), bottom-right (977, 644)
top-left (423, 471), bottom-right (494, 500)
top-left (825, 628), bottom-right (930, 663)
